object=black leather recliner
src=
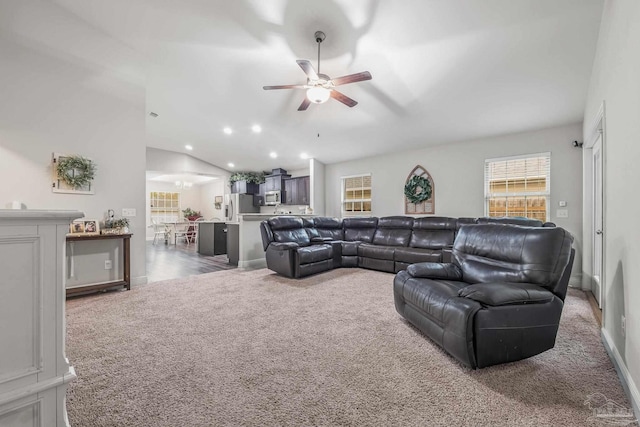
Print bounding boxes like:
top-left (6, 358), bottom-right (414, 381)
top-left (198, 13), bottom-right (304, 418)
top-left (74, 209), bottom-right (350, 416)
top-left (393, 223), bottom-right (575, 369)
top-left (259, 216), bottom-right (335, 278)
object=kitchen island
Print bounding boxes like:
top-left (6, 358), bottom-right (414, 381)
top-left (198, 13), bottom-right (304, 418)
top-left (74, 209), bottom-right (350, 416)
top-left (228, 213), bottom-right (316, 268)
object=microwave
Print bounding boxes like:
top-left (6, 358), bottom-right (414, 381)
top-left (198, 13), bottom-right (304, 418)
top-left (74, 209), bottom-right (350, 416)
top-left (265, 190), bottom-right (281, 205)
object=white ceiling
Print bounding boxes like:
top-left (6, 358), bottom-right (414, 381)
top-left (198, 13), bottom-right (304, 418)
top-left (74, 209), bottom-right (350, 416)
top-left (52, 0), bottom-right (603, 172)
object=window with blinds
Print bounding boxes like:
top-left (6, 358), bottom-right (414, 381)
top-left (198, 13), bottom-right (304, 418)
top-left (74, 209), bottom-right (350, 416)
top-left (484, 153), bottom-right (550, 222)
top-left (342, 174), bottom-right (372, 216)
top-left (150, 191), bottom-right (181, 223)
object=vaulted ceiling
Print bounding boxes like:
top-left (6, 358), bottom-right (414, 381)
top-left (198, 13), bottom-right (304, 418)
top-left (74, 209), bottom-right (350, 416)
top-left (52, 0), bottom-right (604, 171)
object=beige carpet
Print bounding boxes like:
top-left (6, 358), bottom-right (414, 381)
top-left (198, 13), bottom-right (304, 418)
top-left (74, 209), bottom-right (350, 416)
top-left (66, 268), bottom-right (634, 426)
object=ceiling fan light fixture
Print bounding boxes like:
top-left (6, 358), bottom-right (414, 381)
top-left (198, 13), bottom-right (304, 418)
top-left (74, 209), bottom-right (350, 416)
top-left (307, 86), bottom-right (331, 104)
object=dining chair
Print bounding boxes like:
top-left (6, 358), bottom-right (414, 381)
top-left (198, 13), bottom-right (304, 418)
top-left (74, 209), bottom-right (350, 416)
top-left (173, 222), bottom-right (192, 244)
top-left (151, 220), bottom-right (167, 245)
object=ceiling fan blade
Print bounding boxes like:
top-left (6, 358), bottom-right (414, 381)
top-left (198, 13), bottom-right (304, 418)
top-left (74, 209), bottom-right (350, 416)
top-left (330, 90), bottom-right (358, 107)
top-left (263, 84), bottom-right (307, 90)
top-left (298, 98), bottom-right (311, 111)
top-left (331, 71), bottom-right (372, 86)
top-left (296, 60), bottom-right (319, 81)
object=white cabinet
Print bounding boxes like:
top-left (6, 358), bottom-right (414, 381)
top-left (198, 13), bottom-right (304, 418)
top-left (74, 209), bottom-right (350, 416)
top-left (0, 210), bottom-right (82, 427)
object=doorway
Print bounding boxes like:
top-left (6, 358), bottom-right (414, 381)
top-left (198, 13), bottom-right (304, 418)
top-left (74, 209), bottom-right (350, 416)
top-left (592, 132), bottom-right (604, 307)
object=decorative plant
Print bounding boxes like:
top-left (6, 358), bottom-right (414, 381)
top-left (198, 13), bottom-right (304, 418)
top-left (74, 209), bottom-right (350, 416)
top-left (182, 207), bottom-right (202, 220)
top-left (112, 218), bottom-right (130, 229)
top-left (56, 155), bottom-right (96, 189)
top-left (404, 175), bottom-right (432, 204)
top-left (228, 171), bottom-right (266, 186)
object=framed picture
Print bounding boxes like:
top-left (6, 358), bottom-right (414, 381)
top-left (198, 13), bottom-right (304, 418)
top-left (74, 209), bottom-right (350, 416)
top-left (70, 220), bottom-right (85, 234)
top-left (83, 219), bottom-right (100, 235)
top-left (69, 219), bottom-right (100, 235)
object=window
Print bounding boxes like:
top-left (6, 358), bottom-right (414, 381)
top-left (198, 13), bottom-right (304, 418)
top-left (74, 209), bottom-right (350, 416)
top-left (341, 174), bottom-right (372, 216)
top-left (484, 153), bottom-right (550, 222)
top-left (150, 191), bottom-right (181, 223)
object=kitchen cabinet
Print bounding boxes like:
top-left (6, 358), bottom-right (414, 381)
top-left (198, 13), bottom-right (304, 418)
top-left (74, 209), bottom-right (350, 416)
top-left (197, 222), bottom-right (227, 256)
top-left (231, 180), bottom-right (259, 194)
top-left (264, 175), bottom-right (289, 192)
top-left (283, 176), bottom-right (310, 205)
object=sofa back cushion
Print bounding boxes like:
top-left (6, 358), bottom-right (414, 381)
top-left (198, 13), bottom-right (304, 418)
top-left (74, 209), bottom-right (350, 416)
top-left (267, 216), bottom-right (310, 246)
top-left (373, 216), bottom-right (414, 247)
top-left (344, 217), bottom-right (378, 243)
top-left (313, 217), bottom-right (344, 240)
top-left (453, 224), bottom-right (573, 293)
top-left (476, 217), bottom-right (544, 227)
top-left (302, 217), bottom-right (320, 240)
top-left (410, 217), bottom-right (457, 249)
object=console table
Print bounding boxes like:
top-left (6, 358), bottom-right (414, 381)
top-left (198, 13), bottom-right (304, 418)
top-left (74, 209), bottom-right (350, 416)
top-left (65, 233), bottom-right (132, 296)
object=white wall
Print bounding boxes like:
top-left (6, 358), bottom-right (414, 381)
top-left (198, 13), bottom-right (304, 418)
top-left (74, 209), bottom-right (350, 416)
top-left (583, 0), bottom-right (640, 414)
top-left (311, 158), bottom-right (326, 216)
top-left (0, 2), bottom-right (147, 284)
top-left (325, 123), bottom-right (584, 282)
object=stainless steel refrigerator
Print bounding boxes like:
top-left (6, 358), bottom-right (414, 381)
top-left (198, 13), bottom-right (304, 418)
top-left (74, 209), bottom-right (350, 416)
top-left (226, 193), bottom-right (259, 222)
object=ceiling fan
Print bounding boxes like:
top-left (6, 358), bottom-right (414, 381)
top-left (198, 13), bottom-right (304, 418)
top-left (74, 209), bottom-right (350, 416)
top-left (263, 31), bottom-right (372, 111)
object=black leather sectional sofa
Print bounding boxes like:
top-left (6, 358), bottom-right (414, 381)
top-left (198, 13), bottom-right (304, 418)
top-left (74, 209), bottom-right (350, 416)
top-left (259, 215), bottom-right (550, 279)
top-left (260, 215), bottom-right (575, 369)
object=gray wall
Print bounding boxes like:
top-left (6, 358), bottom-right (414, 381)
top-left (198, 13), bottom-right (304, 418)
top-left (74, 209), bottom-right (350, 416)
top-left (0, 2), bottom-right (147, 284)
top-left (583, 0), bottom-right (640, 410)
top-left (325, 123), bottom-right (584, 283)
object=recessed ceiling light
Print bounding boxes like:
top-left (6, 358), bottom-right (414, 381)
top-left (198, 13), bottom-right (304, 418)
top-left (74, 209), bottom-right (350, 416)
top-left (252, 125), bottom-right (262, 133)
top-left (223, 127), bottom-right (233, 135)
top-left (185, 145), bottom-right (193, 151)
top-left (227, 162), bottom-right (235, 168)
top-left (270, 152), bottom-right (277, 158)
top-left (300, 153), bottom-right (309, 159)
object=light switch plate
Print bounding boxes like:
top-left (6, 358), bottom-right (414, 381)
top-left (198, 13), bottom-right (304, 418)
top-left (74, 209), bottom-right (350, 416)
top-left (556, 209), bottom-right (569, 218)
top-left (559, 201), bottom-right (567, 207)
top-left (122, 208), bottom-right (136, 217)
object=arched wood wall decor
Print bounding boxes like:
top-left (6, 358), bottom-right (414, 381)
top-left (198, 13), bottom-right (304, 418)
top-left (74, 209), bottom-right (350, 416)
top-left (404, 165), bottom-right (435, 214)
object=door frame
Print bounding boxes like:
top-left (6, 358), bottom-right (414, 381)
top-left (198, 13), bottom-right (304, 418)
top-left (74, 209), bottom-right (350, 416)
top-left (583, 101), bottom-right (606, 318)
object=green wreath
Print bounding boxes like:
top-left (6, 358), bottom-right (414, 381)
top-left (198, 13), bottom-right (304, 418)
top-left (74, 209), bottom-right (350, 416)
top-left (404, 175), bottom-right (432, 204)
top-left (56, 155), bottom-right (96, 189)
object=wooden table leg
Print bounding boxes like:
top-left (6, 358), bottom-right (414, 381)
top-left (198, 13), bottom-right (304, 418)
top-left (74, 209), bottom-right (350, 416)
top-left (124, 235), bottom-right (131, 290)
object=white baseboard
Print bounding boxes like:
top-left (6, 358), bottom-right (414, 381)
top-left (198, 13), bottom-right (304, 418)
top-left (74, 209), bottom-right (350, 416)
top-left (601, 328), bottom-right (640, 421)
top-left (569, 273), bottom-right (582, 288)
top-left (238, 258), bottom-right (267, 269)
top-left (131, 276), bottom-right (147, 286)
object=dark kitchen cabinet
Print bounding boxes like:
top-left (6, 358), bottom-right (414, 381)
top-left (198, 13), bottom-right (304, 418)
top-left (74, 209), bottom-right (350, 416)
top-left (284, 179), bottom-right (296, 205)
top-left (297, 176), bottom-right (310, 205)
top-left (231, 180), bottom-right (259, 194)
top-left (265, 174), bottom-right (290, 192)
top-left (283, 176), bottom-right (310, 205)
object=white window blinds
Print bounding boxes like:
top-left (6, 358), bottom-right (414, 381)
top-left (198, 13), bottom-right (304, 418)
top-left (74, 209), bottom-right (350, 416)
top-left (484, 153), bottom-right (550, 222)
top-left (341, 174), bottom-right (372, 216)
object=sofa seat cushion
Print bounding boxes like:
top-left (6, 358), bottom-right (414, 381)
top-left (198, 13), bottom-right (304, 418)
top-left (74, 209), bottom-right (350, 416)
top-left (394, 247), bottom-right (441, 264)
top-left (297, 244), bottom-right (333, 264)
top-left (341, 241), bottom-right (361, 256)
top-left (358, 243), bottom-right (395, 260)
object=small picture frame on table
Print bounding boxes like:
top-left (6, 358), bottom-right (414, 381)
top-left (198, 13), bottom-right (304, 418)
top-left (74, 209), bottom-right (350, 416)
top-left (69, 219), bottom-right (100, 235)
top-left (70, 220), bottom-right (85, 234)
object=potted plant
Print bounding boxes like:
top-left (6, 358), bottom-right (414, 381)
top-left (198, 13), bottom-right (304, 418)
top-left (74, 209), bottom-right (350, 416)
top-left (182, 208), bottom-right (202, 221)
top-left (103, 218), bottom-right (130, 234)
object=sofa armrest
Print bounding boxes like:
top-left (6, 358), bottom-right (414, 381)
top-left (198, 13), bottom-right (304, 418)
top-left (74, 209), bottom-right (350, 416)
top-left (311, 236), bottom-right (334, 244)
top-left (269, 242), bottom-right (299, 251)
top-left (458, 282), bottom-right (555, 306)
top-left (406, 262), bottom-right (462, 280)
